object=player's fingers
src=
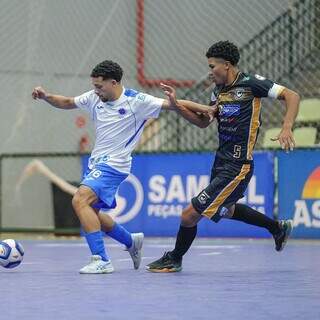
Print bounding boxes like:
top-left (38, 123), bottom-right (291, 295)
top-left (288, 136), bottom-right (295, 151)
top-left (278, 136), bottom-right (286, 150)
top-left (284, 141), bottom-right (290, 152)
top-left (160, 83), bottom-right (171, 90)
top-left (160, 83), bottom-right (168, 91)
top-left (32, 91), bottom-right (38, 99)
top-left (282, 137), bottom-right (291, 152)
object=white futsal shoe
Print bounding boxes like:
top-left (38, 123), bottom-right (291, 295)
top-left (79, 255), bottom-right (114, 274)
top-left (126, 233), bottom-right (144, 270)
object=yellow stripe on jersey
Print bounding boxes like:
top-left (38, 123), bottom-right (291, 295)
top-left (202, 164), bottom-right (251, 219)
top-left (246, 98), bottom-right (261, 160)
top-left (217, 92), bottom-right (233, 102)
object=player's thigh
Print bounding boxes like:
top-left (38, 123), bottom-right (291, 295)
top-left (192, 163), bottom-right (253, 221)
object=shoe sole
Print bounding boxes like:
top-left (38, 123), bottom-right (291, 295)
top-left (146, 266), bottom-right (182, 273)
top-left (79, 268), bottom-right (114, 274)
top-left (278, 219), bottom-right (293, 252)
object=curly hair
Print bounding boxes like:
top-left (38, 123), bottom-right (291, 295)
top-left (206, 41), bottom-right (240, 66)
top-left (90, 60), bottom-right (123, 82)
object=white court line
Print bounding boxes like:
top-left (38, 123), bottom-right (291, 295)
top-left (35, 243), bottom-right (241, 250)
top-left (142, 244), bottom-right (241, 249)
top-left (199, 252), bottom-right (222, 256)
top-left (35, 243), bottom-right (118, 248)
top-left (116, 257), bottom-right (157, 262)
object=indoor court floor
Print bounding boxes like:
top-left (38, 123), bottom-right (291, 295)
top-left (1, 236), bottom-right (319, 320)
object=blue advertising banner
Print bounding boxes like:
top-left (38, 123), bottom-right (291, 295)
top-left (82, 152), bottom-right (274, 238)
top-left (278, 150), bottom-right (320, 239)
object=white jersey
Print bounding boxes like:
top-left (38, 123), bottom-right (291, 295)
top-left (74, 87), bottom-right (164, 174)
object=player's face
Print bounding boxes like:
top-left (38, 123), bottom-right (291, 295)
top-left (208, 57), bottom-right (230, 85)
top-left (91, 76), bottom-right (118, 102)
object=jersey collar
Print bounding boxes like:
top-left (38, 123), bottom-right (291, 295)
top-left (223, 71), bottom-right (242, 90)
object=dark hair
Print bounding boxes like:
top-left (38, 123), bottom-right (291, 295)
top-left (90, 60), bottom-right (123, 82)
top-left (206, 41), bottom-right (240, 66)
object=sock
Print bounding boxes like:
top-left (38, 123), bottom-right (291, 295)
top-left (170, 225), bottom-right (197, 260)
top-left (232, 204), bottom-right (280, 235)
top-left (106, 223), bottom-right (133, 248)
top-left (85, 231), bottom-right (109, 261)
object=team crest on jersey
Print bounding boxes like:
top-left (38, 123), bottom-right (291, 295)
top-left (234, 88), bottom-right (245, 99)
top-left (118, 108), bottom-right (126, 116)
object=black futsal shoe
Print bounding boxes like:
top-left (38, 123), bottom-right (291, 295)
top-left (273, 219), bottom-right (293, 251)
top-left (146, 252), bottom-right (182, 273)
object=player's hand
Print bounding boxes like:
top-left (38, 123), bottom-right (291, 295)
top-left (160, 83), bottom-right (178, 108)
top-left (271, 127), bottom-right (295, 152)
top-left (32, 86), bottom-right (47, 100)
top-left (207, 104), bottom-right (218, 122)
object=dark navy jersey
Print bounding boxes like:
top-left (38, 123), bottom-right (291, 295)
top-left (210, 72), bottom-right (285, 162)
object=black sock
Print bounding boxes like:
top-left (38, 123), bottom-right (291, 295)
top-left (170, 225), bottom-right (197, 260)
top-left (232, 204), bottom-right (280, 235)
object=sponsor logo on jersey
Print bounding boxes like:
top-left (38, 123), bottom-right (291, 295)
top-left (137, 94), bottom-right (146, 102)
top-left (79, 96), bottom-right (88, 105)
top-left (219, 104), bottom-right (240, 117)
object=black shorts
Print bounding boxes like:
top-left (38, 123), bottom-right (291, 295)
top-left (191, 157), bottom-right (253, 223)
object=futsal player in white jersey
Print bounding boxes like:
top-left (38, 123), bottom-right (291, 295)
top-left (32, 60), bottom-right (214, 274)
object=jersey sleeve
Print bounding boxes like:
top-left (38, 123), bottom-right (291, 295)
top-left (74, 90), bottom-right (96, 113)
top-left (250, 74), bottom-right (285, 99)
top-left (134, 93), bottom-right (164, 119)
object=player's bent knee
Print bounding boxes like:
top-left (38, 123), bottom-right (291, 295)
top-left (181, 204), bottom-right (202, 227)
top-left (215, 205), bottom-right (235, 221)
top-left (223, 205), bottom-right (235, 219)
top-left (72, 186), bottom-right (97, 211)
top-left (72, 193), bottom-right (84, 212)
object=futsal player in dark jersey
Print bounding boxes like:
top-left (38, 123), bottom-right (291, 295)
top-left (147, 41), bottom-right (300, 272)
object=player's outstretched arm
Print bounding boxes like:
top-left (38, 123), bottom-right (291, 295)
top-left (32, 86), bottom-right (77, 110)
top-left (177, 104), bottom-right (214, 128)
top-left (160, 83), bottom-right (216, 128)
top-left (271, 88), bottom-right (300, 152)
top-left (177, 99), bottom-right (217, 120)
